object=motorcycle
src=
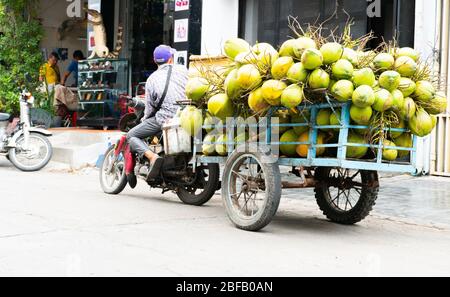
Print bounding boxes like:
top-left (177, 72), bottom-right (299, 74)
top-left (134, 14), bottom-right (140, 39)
top-left (0, 75), bottom-right (53, 172)
top-left (99, 97), bottom-right (221, 206)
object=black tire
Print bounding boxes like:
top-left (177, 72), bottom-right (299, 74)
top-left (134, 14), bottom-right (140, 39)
top-left (100, 145), bottom-right (128, 195)
top-left (222, 147), bottom-right (281, 231)
top-left (314, 167), bottom-right (379, 225)
top-left (177, 163), bottom-right (220, 206)
top-left (9, 133), bottom-right (53, 172)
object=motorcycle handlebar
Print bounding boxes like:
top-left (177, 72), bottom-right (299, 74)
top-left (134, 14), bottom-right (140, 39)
top-left (125, 96), bottom-right (145, 109)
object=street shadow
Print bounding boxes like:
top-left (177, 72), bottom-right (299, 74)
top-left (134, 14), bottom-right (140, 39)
top-left (270, 212), bottom-right (361, 234)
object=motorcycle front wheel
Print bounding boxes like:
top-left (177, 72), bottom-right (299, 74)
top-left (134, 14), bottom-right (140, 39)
top-left (100, 145), bottom-right (128, 195)
top-left (9, 132), bottom-right (53, 172)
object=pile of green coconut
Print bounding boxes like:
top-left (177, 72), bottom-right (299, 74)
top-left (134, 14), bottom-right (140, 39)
top-left (180, 24), bottom-right (447, 161)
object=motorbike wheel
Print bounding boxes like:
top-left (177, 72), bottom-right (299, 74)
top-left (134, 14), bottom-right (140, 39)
top-left (176, 163), bottom-right (220, 206)
top-left (100, 145), bottom-right (128, 195)
top-left (9, 133), bottom-right (53, 172)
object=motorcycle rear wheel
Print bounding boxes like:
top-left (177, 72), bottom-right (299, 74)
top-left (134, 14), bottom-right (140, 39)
top-left (100, 145), bottom-right (128, 195)
top-left (177, 163), bottom-right (220, 206)
top-left (9, 133), bottom-right (53, 172)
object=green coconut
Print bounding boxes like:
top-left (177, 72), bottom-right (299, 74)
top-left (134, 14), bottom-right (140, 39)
top-left (271, 56), bottom-right (294, 80)
top-left (215, 134), bottom-right (228, 156)
top-left (224, 69), bottom-right (244, 100)
top-left (373, 88), bottom-right (394, 112)
top-left (395, 56), bottom-right (417, 77)
top-left (180, 106), bottom-right (203, 136)
top-left (431, 115), bottom-right (438, 129)
top-left (236, 64), bottom-right (262, 90)
top-left (234, 51), bottom-right (258, 66)
top-left (413, 81), bottom-right (435, 102)
top-left (352, 85), bottom-right (376, 108)
top-left (261, 80), bottom-right (288, 106)
top-left (301, 48), bottom-right (323, 70)
top-left (208, 93), bottom-right (235, 120)
top-left (224, 38), bottom-right (251, 60)
top-left (396, 47), bottom-right (420, 62)
top-left (332, 59), bottom-right (354, 80)
top-left (391, 89), bottom-right (405, 112)
top-left (281, 84), bottom-right (304, 109)
top-left (291, 111), bottom-right (310, 135)
top-left (202, 133), bottom-right (217, 156)
top-left (399, 97), bottom-right (417, 121)
top-left (316, 109), bottom-right (332, 130)
top-left (373, 53), bottom-right (395, 70)
top-left (203, 114), bottom-right (222, 133)
top-left (379, 71), bottom-right (401, 91)
top-left (275, 110), bottom-right (291, 134)
top-left (320, 42), bottom-right (344, 65)
top-left (279, 39), bottom-right (298, 57)
top-left (426, 92), bottom-right (448, 115)
top-left (398, 77), bottom-right (416, 97)
top-left (253, 43), bottom-right (279, 67)
top-left (280, 129), bottom-right (300, 157)
top-left (287, 62), bottom-right (309, 83)
top-left (331, 80), bottom-right (354, 102)
top-left (248, 87), bottom-right (270, 114)
top-left (350, 105), bottom-right (373, 125)
top-left (308, 68), bottom-right (330, 89)
top-left (292, 37), bottom-right (318, 58)
top-left (329, 110), bottom-right (342, 131)
top-left (353, 68), bottom-right (376, 87)
top-left (382, 140), bottom-right (398, 161)
top-left (390, 119), bottom-right (406, 139)
top-left (342, 48), bottom-right (359, 66)
top-left (394, 133), bottom-right (413, 158)
top-left (409, 108), bottom-right (434, 137)
top-left (347, 133), bottom-right (369, 159)
top-left (185, 77), bottom-right (210, 101)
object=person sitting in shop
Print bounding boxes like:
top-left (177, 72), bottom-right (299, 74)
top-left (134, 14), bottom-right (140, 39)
top-left (39, 52), bottom-right (61, 92)
top-left (127, 45), bottom-right (188, 181)
top-left (61, 50), bottom-right (85, 87)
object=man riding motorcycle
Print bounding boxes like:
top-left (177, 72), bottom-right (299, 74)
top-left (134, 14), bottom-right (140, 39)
top-left (127, 45), bottom-right (188, 180)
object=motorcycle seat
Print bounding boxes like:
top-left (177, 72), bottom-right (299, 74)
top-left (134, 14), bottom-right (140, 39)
top-left (0, 113), bottom-right (10, 122)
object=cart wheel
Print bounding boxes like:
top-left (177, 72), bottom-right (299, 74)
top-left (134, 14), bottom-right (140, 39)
top-left (314, 167), bottom-right (379, 225)
top-left (222, 148), bottom-right (281, 231)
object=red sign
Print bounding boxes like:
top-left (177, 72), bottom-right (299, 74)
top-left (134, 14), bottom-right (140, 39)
top-left (175, 0), bottom-right (189, 11)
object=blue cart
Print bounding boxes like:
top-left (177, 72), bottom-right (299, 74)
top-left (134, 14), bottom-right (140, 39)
top-left (192, 100), bottom-right (418, 231)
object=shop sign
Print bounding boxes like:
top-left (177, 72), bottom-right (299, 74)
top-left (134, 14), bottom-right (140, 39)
top-left (175, 0), bottom-right (190, 12)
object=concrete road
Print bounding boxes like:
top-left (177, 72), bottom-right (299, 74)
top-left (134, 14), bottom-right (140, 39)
top-left (0, 159), bottom-right (450, 276)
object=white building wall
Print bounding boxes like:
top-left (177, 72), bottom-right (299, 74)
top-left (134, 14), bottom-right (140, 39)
top-left (201, 0), bottom-right (240, 56)
top-left (414, 0), bottom-right (440, 175)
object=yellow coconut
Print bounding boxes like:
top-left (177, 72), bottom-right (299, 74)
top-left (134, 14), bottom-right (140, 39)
top-left (248, 87), bottom-right (270, 114)
top-left (261, 80), bottom-right (288, 106)
top-left (271, 56), bottom-right (294, 80)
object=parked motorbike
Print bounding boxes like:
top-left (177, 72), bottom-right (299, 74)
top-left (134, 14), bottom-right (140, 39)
top-left (99, 97), bottom-right (220, 206)
top-left (0, 75), bottom-right (53, 171)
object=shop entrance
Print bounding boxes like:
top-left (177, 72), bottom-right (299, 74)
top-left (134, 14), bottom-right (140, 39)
top-left (129, 0), bottom-right (175, 87)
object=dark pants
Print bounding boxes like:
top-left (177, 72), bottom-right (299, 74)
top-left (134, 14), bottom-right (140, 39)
top-left (127, 117), bottom-right (162, 158)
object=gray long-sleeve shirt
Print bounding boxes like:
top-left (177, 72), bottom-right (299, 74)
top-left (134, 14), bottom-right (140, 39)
top-left (144, 64), bottom-right (188, 125)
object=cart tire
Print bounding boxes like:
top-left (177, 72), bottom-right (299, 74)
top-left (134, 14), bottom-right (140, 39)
top-left (315, 167), bottom-right (379, 225)
top-left (222, 147), bottom-right (281, 231)
top-left (177, 163), bottom-right (221, 206)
